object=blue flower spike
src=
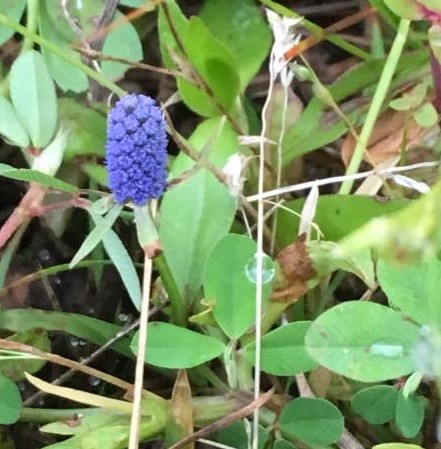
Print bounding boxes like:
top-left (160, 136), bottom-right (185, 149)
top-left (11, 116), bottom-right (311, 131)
top-left (106, 94), bottom-right (168, 206)
top-left (105, 94), bottom-right (168, 257)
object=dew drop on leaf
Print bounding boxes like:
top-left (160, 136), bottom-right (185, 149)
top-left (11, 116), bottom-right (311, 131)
top-left (245, 253), bottom-right (275, 284)
top-left (369, 341), bottom-right (404, 358)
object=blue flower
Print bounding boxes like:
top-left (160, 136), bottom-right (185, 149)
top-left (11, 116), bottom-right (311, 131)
top-left (105, 94), bottom-right (168, 205)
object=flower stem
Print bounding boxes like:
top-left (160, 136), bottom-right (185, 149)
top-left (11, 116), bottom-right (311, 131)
top-left (339, 18), bottom-right (411, 194)
top-left (154, 254), bottom-right (186, 326)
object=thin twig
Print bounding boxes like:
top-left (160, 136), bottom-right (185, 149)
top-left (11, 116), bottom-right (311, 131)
top-left (128, 251), bottom-right (154, 449)
top-left (23, 318), bottom-right (141, 406)
top-left (246, 161), bottom-right (439, 202)
top-left (168, 388), bottom-right (274, 449)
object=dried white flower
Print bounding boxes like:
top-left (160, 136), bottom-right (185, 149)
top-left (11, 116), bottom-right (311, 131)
top-left (222, 153), bottom-right (246, 199)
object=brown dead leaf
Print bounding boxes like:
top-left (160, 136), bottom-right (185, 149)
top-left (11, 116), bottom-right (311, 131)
top-left (341, 108), bottom-right (428, 166)
top-left (272, 234), bottom-right (316, 301)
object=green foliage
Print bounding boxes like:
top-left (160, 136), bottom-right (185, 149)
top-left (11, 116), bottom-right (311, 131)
top-left (9, 50), bottom-right (58, 148)
top-left (131, 322), bottom-right (225, 368)
top-left (204, 234), bottom-right (273, 339)
top-left (243, 322), bottom-right (318, 375)
top-left (351, 386), bottom-right (398, 425)
top-left (280, 398), bottom-right (344, 446)
top-left (0, 95), bottom-right (29, 148)
top-left (0, 375), bottom-right (21, 425)
top-left (306, 301), bottom-right (420, 382)
top-left (395, 391), bottom-right (425, 438)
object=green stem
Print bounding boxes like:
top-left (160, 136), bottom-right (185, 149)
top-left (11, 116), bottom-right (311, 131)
top-left (154, 254), bottom-right (187, 326)
top-left (23, 0), bottom-right (39, 52)
top-left (339, 18), bottom-right (411, 194)
top-left (0, 12), bottom-right (126, 97)
top-left (259, 0), bottom-right (373, 61)
top-left (20, 407), bottom-right (101, 423)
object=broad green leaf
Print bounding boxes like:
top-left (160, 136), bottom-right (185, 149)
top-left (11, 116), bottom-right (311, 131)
top-left (70, 204), bottom-right (123, 268)
top-left (413, 102), bottom-right (438, 128)
top-left (214, 422), bottom-right (268, 449)
top-left (178, 17), bottom-right (241, 117)
top-left (403, 371), bottom-right (423, 398)
top-left (0, 309), bottom-right (132, 357)
top-left (10, 50), bottom-right (57, 148)
top-left (383, 0), bottom-right (425, 19)
top-left (58, 99), bottom-right (106, 161)
top-left (333, 180), bottom-right (441, 263)
top-left (101, 12), bottom-right (143, 80)
top-left (280, 398), bottom-right (344, 446)
top-left (160, 170), bottom-right (236, 302)
top-left (395, 392), bottom-right (425, 438)
top-left (204, 234), bottom-right (273, 339)
top-left (351, 385), bottom-right (398, 425)
top-left (0, 95), bottom-right (29, 147)
top-left (0, 328), bottom-right (50, 381)
top-left (158, 0), bottom-right (189, 70)
top-left (102, 228), bottom-right (142, 311)
top-left (199, 0), bottom-right (271, 89)
top-left (243, 322), bottom-right (318, 375)
top-left (276, 195), bottom-right (410, 247)
top-left (0, 164), bottom-right (78, 193)
top-left (0, 374), bottom-right (21, 424)
top-left (131, 322), bottom-right (225, 368)
top-left (0, 0), bottom-right (26, 46)
top-left (305, 301), bottom-right (420, 382)
top-left (39, 0), bottom-right (88, 93)
top-left (377, 257), bottom-right (441, 326)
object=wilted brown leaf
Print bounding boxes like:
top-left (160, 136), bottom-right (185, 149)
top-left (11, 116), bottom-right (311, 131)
top-left (341, 108), bottom-right (429, 166)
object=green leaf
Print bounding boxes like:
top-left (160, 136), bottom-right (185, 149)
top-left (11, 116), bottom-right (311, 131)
top-left (160, 170), bottom-right (236, 302)
top-left (0, 0), bottom-right (26, 46)
top-left (39, 0), bottom-right (88, 93)
top-left (204, 234), bottom-right (273, 339)
top-left (305, 301), bottom-right (420, 382)
top-left (0, 374), bottom-right (21, 424)
top-left (0, 95), bottom-right (29, 147)
top-left (0, 164), bottom-right (78, 193)
top-left (276, 195), bottom-right (410, 247)
top-left (102, 228), bottom-right (142, 311)
top-left (131, 322), bottom-right (225, 368)
top-left (0, 309), bottom-right (132, 357)
top-left (351, 385), bottom-right (398, 425)
top-left (214, 422), bottom-right (268, 449)
top-left (413, 103), bottom-right (438, 128)
top-left (58, 99), bottom-right (106, 161)
top-left (383, 0), bottom-right (424, 19)
top-left (373, 445), bottom-right (424, 449)
top-left (0, 328), bottom-right (50, 381)
top-left (395, 392), bottom-right (425, 438)
top-left (402, 371), bottom-right (423, 398)
top-left (101, 12), bottom-right (143, 80)
top-left (199, 0), bottom-right (271, 89)
top-left (10, 50), bottom-right (58, 148)
top-left (178, 17), bottom-right (241, 117)
top-left (377, 257), bottom-right (441, 326)
top-left (70, 204), bottom-right (123, 268)
top-left (280, 398), bottom-right (344, 446)
top-left (243, 322), bottom-right (318, 376)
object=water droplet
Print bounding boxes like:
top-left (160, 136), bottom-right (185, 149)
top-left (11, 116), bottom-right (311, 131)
top-left (53, 276), bottom-right (62, 285)
top-left (369, 341), bottom-right (404, 358)
top-left (38, 249), bottom-right (51, 262)
top-left (69, 337), bottom-right (80, 347)
top-left (88, 377), bottom-right (101, 387)
top-left (245, 253), bottom-right (275, 284)
top-left (117, 313), bottom-right (130, 324)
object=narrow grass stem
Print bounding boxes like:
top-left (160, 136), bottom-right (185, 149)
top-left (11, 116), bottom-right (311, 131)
top-left (339, 19), bottom-right (411, 194)
top-left (128, 252), bottom-right (153, 449)
top-left (0, 12), bottom-right (126, 97)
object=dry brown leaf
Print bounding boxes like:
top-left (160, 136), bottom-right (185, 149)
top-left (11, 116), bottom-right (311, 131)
top-left (341, 108), bottom-right (428, 166)
top-left (272, 234), bottom-right (316, 301)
